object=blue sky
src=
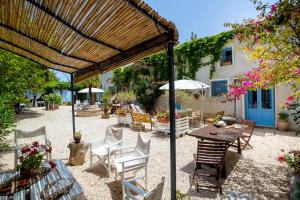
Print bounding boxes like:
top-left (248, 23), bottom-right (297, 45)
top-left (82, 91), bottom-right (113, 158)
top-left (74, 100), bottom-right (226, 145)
top-left (55, 0), bottom-right (276, 81)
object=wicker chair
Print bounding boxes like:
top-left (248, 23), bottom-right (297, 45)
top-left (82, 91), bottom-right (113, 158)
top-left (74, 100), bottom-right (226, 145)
top-left (123, 176), bottom-right (165, 200)
top-left (193, 140), bottom-right (227, 194)
top-left (89, 126), bottom-right (123, 176)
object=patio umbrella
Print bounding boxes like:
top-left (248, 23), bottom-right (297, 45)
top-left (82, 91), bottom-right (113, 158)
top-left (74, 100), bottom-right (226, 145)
top-left (78, 88), bottom-right (105, 93)
top-left (159, 79), bottom-right (210, 124)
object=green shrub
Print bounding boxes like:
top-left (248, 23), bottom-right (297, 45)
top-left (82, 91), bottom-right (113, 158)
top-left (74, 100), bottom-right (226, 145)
top-left (44, 93), bottom-right (61, 104)
top-left (0, 98), bottom-right (15, 150)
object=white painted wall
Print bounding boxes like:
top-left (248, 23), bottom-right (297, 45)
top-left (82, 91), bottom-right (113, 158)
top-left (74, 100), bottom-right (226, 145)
top-left (156, 38), bottom-right (299, 130)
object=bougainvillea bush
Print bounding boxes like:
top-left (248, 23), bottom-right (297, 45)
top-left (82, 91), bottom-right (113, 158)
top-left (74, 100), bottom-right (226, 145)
top-left (225, 0), bottom-right (300, 101)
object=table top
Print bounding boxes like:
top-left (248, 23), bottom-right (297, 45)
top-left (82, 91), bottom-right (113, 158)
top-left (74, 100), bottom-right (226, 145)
top-left (188, 125), bottom-right (245, 142)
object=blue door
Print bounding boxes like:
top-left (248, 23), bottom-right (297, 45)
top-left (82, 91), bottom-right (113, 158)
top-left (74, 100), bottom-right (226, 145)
top-left (245, 88), bottom-right (275, 127)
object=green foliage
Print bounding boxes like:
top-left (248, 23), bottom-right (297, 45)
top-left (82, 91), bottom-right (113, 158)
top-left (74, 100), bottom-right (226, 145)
top-left (176, 190), bottom-right (191, 200)
top-left (175, 31), bottom-right (234, 79)
top-left (284, 152), bottom-right (300, 174)
top-left (287, 102), bottom-right (300, 134)
top-left (102, 90), bottom-right (112, 104)
top-left (0, 97), bottom-right (15, 150)
top-left (116, 91), bottom-right (136, 103)
top-left (44, 93), bottom-right (61, 104)
top-left (111, 66), bottom-right (133, 91)
top-left (278, 112), bottom-right (289, 120)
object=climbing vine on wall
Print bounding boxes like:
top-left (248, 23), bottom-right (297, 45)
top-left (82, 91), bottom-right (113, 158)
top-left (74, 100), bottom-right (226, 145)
top-left (144, 30), bottom-right (234, 80)
top-left (176, 30), bottom-right (234, 79)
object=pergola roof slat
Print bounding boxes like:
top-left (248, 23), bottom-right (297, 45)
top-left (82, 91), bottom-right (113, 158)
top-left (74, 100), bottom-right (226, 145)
top-left (0, 0), bottom-right (178, 81)
top-left (25, 0), bottom-right (126, 54)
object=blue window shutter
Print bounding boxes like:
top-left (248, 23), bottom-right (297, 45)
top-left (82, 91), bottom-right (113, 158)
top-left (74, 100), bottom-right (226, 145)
top-left (211, 80), bottom-right (228, 96)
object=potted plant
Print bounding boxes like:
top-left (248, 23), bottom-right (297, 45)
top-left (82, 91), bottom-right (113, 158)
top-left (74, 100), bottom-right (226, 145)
top-left (74, 131), bottom-right (81, 143)
top-left (16, 141), bottom-right (56, 178)
top-left (278, 112), bottom-right (289, 131)
top-left (102, 104), bottom-right (110, 119)
top-left (156, 112), bottom-right (169, 123)
top-left (44, 93), bottom-right (62, 110)
top-left (117, 107), bottom-right (126, 117)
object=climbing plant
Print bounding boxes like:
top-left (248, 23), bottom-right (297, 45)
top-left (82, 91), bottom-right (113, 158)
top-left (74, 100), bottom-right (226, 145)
top-left (175, 30), bottom-right (234, 79)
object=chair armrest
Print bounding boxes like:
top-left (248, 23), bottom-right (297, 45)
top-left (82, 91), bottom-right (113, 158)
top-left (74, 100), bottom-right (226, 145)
top-left (105, 140), bottom-right (122, 149)
top-left (123, 180), bottom-right (147, 196)
top-left (114, 145), bottom-right (136, 152)
top-left (119, 155), bottom-right (150, 163)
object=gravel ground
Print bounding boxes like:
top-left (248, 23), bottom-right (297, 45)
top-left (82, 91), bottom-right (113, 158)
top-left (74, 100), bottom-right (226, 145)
top-left (1, 106), bottom-right (299, 200)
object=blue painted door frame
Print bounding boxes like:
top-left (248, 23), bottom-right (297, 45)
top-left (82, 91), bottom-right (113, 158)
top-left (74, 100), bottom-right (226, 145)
top-left (245, 88), bottom-right (275, 127)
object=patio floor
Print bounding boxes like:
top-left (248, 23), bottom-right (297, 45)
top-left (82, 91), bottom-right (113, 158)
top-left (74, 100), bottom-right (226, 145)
top-left (1, 106), bottom-right (299, 199)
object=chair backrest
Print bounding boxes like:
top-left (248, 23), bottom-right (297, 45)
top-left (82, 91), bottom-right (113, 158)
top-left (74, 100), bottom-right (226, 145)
top-left (132, 112), bottom-right (152, 124)
top-left (192, 112), bottom-right (196, 117)
top-left (136, 134), bottom-right (150, 156)
top-left (75, 100), bottom-right (81, 105)
top-left (240, 120), bottom-right (256, 134)
top-left (196, 140), bottom-right (227, 165)
top-left (144, 176), bottom-right (165, 200)
top-left (105, 126), bottom-right (123, 142)
top-left (216, 111), bottom-right (225, 116)
top-left (15, 126), bottom-right (46, 141)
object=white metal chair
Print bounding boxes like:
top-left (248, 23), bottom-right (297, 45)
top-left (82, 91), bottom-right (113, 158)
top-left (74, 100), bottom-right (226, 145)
top-left (114, 134), bottom-right (151, 200)
top-left (14, 126), bottom-right (52, 169)
top-left (89, 126), bottom-right (123, 176)
top-left (75, 100), bottom-right (82, 110)
top-left (123, 176), bottom-right (165, 200)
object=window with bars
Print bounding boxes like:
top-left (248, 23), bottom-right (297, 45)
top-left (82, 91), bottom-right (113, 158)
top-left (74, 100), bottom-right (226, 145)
top-left (221, 47), bottom-right (233, 66)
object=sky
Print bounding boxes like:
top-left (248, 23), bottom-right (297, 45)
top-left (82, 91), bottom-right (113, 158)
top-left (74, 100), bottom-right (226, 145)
top-left (55, 0), bottom-right (276, 81)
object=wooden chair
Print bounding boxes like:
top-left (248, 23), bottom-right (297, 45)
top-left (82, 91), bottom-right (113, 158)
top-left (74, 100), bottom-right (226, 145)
top-left (204, 111), bottom-right (225, 125)
top-left (132, 112), bottom-right (153, 130)
top-left (193, 140), bottom-right (227, 194)
top-left (239, 120), bottom-right (256, 150)
top-left (14, 126), bottom-right (52, 169)
top-left (123, 176), bottom-right (165, 200)
top-left (89, 126), bottom-right (123, 176)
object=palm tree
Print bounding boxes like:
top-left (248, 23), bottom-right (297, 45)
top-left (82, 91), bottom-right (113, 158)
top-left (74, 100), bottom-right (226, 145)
top-left (82, 76), bottom-right (101, 105)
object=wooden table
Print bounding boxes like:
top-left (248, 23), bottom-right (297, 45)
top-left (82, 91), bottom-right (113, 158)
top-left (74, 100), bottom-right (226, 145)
top-left (188, 125), bottom-right (244, 153)
top-left (0, 160), bottom-right (84, 200)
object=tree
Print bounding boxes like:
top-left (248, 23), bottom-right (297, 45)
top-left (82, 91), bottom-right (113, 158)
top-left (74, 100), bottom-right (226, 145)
top-left (226, 0), bottom-right (300, 100)
top-left (81, 76), bottom-right (101, 105)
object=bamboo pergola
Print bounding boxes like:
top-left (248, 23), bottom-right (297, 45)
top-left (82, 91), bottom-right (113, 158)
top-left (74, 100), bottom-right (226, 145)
top-left (0, 0), bottom-right (178, 81)
top-left (1, 0), bottom-right (178, 199)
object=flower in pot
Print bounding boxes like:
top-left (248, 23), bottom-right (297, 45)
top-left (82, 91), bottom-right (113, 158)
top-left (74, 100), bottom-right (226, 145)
top-left (74, 131), bottom-right (81, 143)
top-left (278, 112), bottom-right (289, 131)
top-left (156, 112), bottom-right (169, 123)
top-left (16, 141), bottom-right (55, 178)
top-left (278, 150), bottom-right (300, 175)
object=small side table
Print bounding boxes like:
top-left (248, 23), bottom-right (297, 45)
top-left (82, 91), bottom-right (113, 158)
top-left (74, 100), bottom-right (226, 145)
top-left (67, 141), bottom-right (89, 166)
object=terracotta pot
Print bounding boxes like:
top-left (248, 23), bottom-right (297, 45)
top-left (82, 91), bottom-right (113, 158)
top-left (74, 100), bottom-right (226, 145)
top-left (278, 119), bottom-right (288, 131)
top-left (20, 167), bottom-right (35, 179)
top-left (74, 136), bottom-right (81, 144)
top-left (157, 117), bottom-right (169, 124)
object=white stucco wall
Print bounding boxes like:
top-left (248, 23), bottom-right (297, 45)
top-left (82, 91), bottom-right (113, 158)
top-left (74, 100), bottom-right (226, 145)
top-left (156, 38), bottom-right (299, 130)
top-left (101, 71), bottom-right (114, 90)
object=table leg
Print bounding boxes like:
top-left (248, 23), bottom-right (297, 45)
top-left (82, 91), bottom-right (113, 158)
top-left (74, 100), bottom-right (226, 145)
top-left (221, 161), bottom-right (227, 179)
top-left (237, 137), bottom-right (241, 154)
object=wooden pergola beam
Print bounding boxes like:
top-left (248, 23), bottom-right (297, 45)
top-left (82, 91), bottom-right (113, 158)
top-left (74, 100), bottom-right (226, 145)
top-left (0, 38), bottom-right (78, 70)
top-left (26, 0), bottom-right (126, 54)
top-left (74, 33), bottom-right (169, 82)
top-left (0, 47), bottom-right (70, 73)
top-left (0, 23), bottom-right (96, 64)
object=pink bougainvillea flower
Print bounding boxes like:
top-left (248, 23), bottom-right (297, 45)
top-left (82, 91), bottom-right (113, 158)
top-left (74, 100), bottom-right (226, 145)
top-left (271, 4), bottom-right (278, 13)
top-left (294, 68), bottom-right (300, 76)
top-left (287, 95), bottom-right (295, 101)
top-left (265, 28), bottom-right (272, 33)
